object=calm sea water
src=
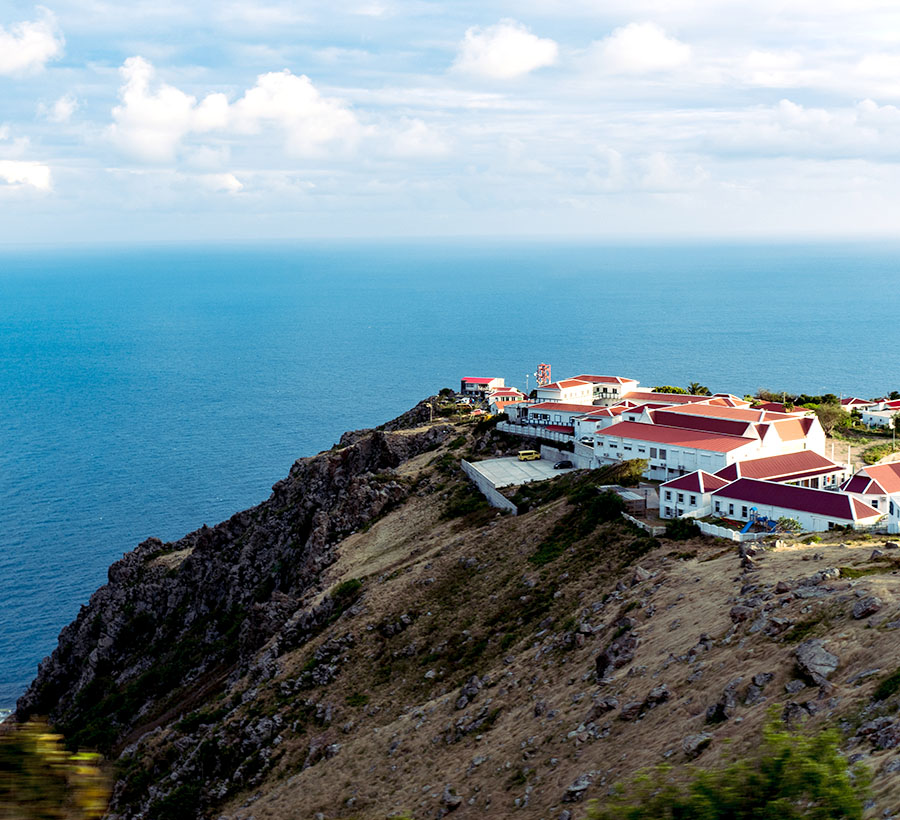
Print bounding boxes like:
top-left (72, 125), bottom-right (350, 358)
top-left (1, 240), bottom-right (898, 708)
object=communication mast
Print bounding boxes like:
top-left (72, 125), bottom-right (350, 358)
top-left (535, 363), bottom-right (551, 387)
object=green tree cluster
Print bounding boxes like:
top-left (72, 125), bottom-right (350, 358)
top-left (586, 721), bottom-right (868, 820)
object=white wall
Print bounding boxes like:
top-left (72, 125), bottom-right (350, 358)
top-left (709, 493), bottom-right (879, 532)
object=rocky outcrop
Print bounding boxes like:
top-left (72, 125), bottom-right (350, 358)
top-left (16, 419), bottom-right (452, 748)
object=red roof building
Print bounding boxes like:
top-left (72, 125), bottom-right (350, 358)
top-left (715, 451), bottom-right (847, 489)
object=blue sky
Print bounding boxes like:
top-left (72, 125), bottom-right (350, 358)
top-left (4, 0), bottom-right (900, 242)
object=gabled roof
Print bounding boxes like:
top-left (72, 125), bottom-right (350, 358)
top-left (595, 421), bottom-right (757, 453)
top-left (715, 451), bottom-right (844, 483)
top-left (540, 378), bottom-right (592, 391)
top-left (842, 397), bottom-right (875, 407)
top-left (576, 405), bottom-right (628, 419)
top-left (489, 387), bottom-right (524, 395)
top-left (711, 478), bottom-right (881, 522)
top-left (659, 403), bottom-right (798, 423)
top-left (621, 391), bottom-right (712, 405)
top-left (843, 463), bottom-right (900, 495)
top-left (571, 374), bottom-right (638, 385)
top-left (661, 470), bottom-right (731, 493)
top-left (527, 402), bottom-right (598, 413)
top-left (650, 409), bottom-right (755, 438)
top-left (461, 377), bottom-right (499, 384)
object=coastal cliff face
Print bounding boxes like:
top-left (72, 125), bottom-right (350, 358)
top-left (16, 402), bottom-right (900, 820)
top-left (17, 399), bottom-right (451, 750)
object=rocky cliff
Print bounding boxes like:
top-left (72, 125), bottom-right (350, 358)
top-left (16, 404), bottom-right (900, 820)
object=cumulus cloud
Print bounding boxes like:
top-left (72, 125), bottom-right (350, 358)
top-left (0, 160), bottom-right (51, 190)
top-left (109, 57), bottom-right (360, 162)
top-left (593, 22), bottom-right (690, 74)
top-left (0, 9), bottom-right (64, 75)
top-left (453, 19), bottom-right (558, 80)
top-left (230, 70), bottom-right (361, 155)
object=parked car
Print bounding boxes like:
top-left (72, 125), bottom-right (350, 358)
top-left (553, 459), bottom-right (573, 469)
top-left (517, 450), bottom-right (540, 461)
top-left (579, 436), bottom-right (594, 445)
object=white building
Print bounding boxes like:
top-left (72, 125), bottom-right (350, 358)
top-left (659, 471), bottom-right (731, 519)
top-left (715, 450), bottom-right (847, 489)
top-left (593, 420), bottom-right (762, 480)
top-left (710, 478), bottom-right (882, 532)
top-left (861, 399), bottom-right (900, 428)
top-left (842, 463), bottom-right (900, 520)
top-left (570, 375), bottom-right (640, 405)
top-left (460, 377), bottom-right (504, 397)
top-left (534, 378), bottom-right (596, 405)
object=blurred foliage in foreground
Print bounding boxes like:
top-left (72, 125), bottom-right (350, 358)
top-left (0, 720), bottom-right (110, 819)
top-left (586, 720), bottom-right (869, 820)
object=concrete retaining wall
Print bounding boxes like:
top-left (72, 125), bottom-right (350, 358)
top-left (622, 512), bottom-right (666, 537)
top-left (540, 444), bottom-right (592, 470)
top-left (461, 460), bottom-right (518, 515)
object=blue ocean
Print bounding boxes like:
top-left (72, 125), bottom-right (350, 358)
top-left (1, 240), bottom-right (898, 709)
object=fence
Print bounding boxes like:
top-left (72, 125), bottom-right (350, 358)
top-left (695, 520), bottom-right (770, 542)
top-left (496, 420), bottom-right (574, 444)
top-left (460, 460), bottom-right (518, 515)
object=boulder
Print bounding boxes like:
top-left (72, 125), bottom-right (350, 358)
top-left (853, 596), bottom-right (883, 620)
top-left (562, 774), bottom-right (594, 803)
top-left (795, 639), bottom-right (839, 686)
top-left (682, 733), bottom-right (712, 760)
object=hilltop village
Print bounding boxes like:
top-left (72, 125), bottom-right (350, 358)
top-left (459, 373), bottom-right (900, 537)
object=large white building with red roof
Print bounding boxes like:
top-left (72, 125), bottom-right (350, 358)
top-left (535, 374), bottom-right (639, 405)
top-left (659, 471), bottom-right (731, 519)
top-left (709, 478), bottom-right (882, 532)
top-left (714, 450), bottom-right (847, 489)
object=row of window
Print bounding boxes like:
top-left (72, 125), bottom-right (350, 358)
top-left (663, 490), bottom-right (697, 505)
top-left (607, 442), bottom-right (667, 459)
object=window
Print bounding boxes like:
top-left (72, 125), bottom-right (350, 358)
top-left (624, 445), bottom-right (632, 451)
top-left (638, 447), bottom-right (646, 454)
top-left (742, 506), bottom-right (748, 517)
top-left (665, 507), bottom-right (673, 517)
top-left (715, 501), bottom-right (721, 512)
top-left (659, 449), bottom-right (667, 459)
top-left (891, 501), bottom-right (895, 516)
top-left (872, 500), bottom-right (879, 508)
top-left (665, 491), bottom-right (672, 500)
top-left (677, 493), bottom-right (684, 502)
top-left (728, 503), bottom-right (734, 515)
top-left (690, 495), bottom-right (697, 505)
top-left (650, 447), bottom-right (657, 458)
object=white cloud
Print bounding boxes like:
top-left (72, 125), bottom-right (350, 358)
top-left (39, 94), bottom-right (79, 123)
top-left (200, 172), bottom-right (243, 193)
top-left (453, 19), bottom-right (558, 80)
top-left (593, 22), bottom-right (691, 74)
top-left (0, 160), bottom-right (51, 190)
top-left (230, 70), bottom-right (361, 155)
top-left (109, 58), bottom-right (360, 162)
top-left (0, 9), bottom-right (64, 75)
top-left (385, 119), bottom-right (450, 158)
top-left (109, 56), bottom-right (227, 162)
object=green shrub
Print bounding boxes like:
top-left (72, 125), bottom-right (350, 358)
top-left (665, 518), bottom-right (701, 540)
top-left (588, 720), bottom-right (869, 820)
top-left (873, 668), bottom-right (900, 702)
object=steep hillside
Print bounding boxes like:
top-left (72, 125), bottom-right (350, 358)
top-left (16, 405), bottom-right (900, 819)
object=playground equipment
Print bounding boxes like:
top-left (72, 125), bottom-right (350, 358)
top-left (740, 507), bottom-right (778, 534)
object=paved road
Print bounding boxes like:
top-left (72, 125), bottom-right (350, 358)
top-left (469, 456), bottom-right (574, 488)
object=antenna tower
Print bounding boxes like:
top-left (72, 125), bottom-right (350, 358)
top-left (535, 363), bottom-right (551, 387)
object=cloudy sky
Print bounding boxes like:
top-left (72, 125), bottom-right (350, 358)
top-left (4, 0), bottom-right (900, 242)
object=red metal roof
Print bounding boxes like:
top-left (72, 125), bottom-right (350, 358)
top-left (595, 421), bottom-right (756, 453)
top-left (461, 377), bottom-right (498, 384)
top-left (715, 451), bottom-right (843, 483)
top-left (651, 409), bottom-right (754, 438)
top-left (546, 424), bottom-right (575, 434)
top-left (845, 463), bottom-right (900, 495)
top-left (622, 391), bottom-right (711, 405)
top-left (571, 374), bottom-right (637, 385)
top-left (528, 402), bottom-right (597, 413)
top-left (711, 478), bottom-right (880, 522)
top-left (661, 470), bottom-right (731, 493)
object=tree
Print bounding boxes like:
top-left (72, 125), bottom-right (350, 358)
top-left (653, 385), bottom-right (688, 394)
top-left (777, 516), bottom-right (803, 533)
top-left (587, 720), bottom-right (869, 820)
top-left (687, 382), bottom-right (711, 396)
top-left (815, 403), bottom-right (851, 435)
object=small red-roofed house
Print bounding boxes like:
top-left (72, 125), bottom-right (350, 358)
top-left (659, 471), bottom-right (732, 519)
top-left (569, 375), bottom-right (640, 405)
top-left (486, 386), bottom-right (526, 412)
top-left (710, 478), bottom-right (882, 532)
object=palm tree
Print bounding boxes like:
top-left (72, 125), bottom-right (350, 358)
top-left (687, 382), bottom-right (711, 396)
